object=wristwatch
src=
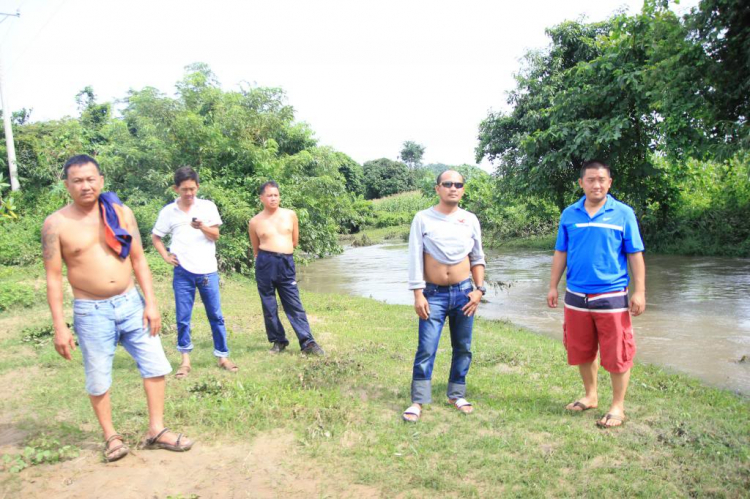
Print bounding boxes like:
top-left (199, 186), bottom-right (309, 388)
top-left (476, 285), bottom-right (487, 295)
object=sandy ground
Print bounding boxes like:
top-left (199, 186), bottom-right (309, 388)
top-left (1, 428), bottom-right (381, 498)
top-left (0, 358), bottom-right (381, 498)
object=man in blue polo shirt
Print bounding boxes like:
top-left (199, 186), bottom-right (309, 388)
top-left (547, 160), bottom-right (646, 428)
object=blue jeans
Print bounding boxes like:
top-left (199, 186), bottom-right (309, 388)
top-left (411, 278), bottom-right (474, 404)
top-left (255, 250), bottom-right (315, 349)
top-left (73, 287), bottom-right (172, 395)
top-left (173, 266), bottom-right (230, 357)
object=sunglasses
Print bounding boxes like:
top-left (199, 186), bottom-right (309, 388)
top-left (440, 181), bottom-right (464, 189)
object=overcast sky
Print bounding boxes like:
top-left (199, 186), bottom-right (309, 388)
top-left (0, 0), bottom-right (698, 167)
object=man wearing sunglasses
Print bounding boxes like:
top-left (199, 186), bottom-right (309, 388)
top-left (402, 170), bottom-right (486, 422)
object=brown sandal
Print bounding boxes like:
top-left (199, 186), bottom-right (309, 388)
top-left (597, 413), bottom-right (626, 428)
top-left (566, 400), bottom-right (597, 412)
top-left (103, 434), bottom-right (129, 462)
top-left (218, 359), bottom-right (239, 373)
top-left (142, 428), bottom-right (193, 452)
top-left (175, 364), bottom-right (191, 379)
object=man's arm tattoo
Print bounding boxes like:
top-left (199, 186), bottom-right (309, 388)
top-left (129, 211), bottom-right (143, 247)
top-left (41, 222), bottom-right (59, 261)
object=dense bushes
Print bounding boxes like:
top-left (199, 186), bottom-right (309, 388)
top-left (367, 191), bottom-right (433, 229)
top-left (644, 154), bottom-right (750, 256)
top-left (0, 216), bottom-right (41, 266)
top-left (0, 65), bottom-right (369, 274)
top-left (0, 283), bottom-right (37, 311)
top-left (0, 267), bottom-right (40, 311)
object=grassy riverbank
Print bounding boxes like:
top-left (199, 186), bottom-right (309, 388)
top-left (340, 225), bottom-right (410, 246)
top-left (1, 261), bottom-right (749, 497)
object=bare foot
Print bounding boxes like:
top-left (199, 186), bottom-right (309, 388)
top-left (175, 364), bottom-right (191, 379)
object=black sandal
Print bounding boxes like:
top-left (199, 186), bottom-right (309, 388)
top-left (142, 428), bottom-right (193, 452)
top-left (103, 434), bottom-right (129, 462)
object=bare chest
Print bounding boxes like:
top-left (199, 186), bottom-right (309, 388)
top-left (257, 218), bottom-right (292, 239)
top-left (59, 221), bottom-right (110, 260)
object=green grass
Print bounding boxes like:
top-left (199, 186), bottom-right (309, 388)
top-left (0, 264), bottom-right (46, 312)
top-left (1, 263), bottom-right (749, 496)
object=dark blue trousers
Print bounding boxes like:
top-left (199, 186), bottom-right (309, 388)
top-left (255, 250), bottom-right (315, 349)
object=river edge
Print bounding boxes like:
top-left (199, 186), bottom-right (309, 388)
top-left (1, 261), bottom-right (749, 497)
top-left (340, 224), bottom-right (557, 251)
top-left (336, 226), bottom-right (750, 396)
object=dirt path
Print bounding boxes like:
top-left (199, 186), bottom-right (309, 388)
top-left (4, 430), bottom-right (380, 498)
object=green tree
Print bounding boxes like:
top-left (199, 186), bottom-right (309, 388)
top-left (399, 141), bottom-right (425, 169)
top-left (334, 152), bottom-right (364, 196)
top-left (476, 2), bottom-right (721, 228)
top-left (686, 0), bottom-right (750, 153)
top-left (476, 17), bottom-right (616, 210)
top-left (0, 64), bottom-right (368, 272)
top-left (362, 158), bottom-right (414, 199)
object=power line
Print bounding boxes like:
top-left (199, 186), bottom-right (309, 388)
top-left (0, 0), bottom-right (30, 41)
top-left (9, 0), bottom-right (67, 70)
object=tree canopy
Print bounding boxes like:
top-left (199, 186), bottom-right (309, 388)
top-left (474, 0), bottom-right (750, 254)
top-left (476, 0), bottom-right (749, 219)
top-left (362, 158), bottom-right (415, 199)
top-left (0, 64), bottom-right (368, 272)
top-left (399, 141), bottom-right (425, 169)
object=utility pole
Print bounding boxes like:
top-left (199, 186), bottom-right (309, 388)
top-left (0, 10), bottom-right (20, 191)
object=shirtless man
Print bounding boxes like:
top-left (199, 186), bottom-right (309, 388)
top-left (402, 170), bottom-right (486, 422)
top-left (247, 181), bottom-right (324, 355)
top-left (43, 154), bottom-right (193, 462)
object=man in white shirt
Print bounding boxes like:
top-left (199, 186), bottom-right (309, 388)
top-left (151, 167), bottom-right (238, 378)
top-left (402, 170), bottom-right (486, 422)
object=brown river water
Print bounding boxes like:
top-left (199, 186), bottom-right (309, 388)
top-left (298, 243), bottom-right (750, 394)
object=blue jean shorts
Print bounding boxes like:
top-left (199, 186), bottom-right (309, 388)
top-left (73, 287), bottom-right (172, 396)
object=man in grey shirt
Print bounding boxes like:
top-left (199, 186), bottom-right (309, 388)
top-left (402, 170), bottom-right (486, 422)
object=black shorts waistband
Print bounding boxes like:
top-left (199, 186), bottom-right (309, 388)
top-left (258, 249), bottom-right (293, 258)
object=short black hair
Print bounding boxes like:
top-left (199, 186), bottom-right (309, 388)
top-left (580, 160), bottom-right (611, 178)
top-left (63, 154), bottom-right (101, 179)
top-left (259, 180), bottom-right (280, 195)
top-left (436, 170), bottom-right (464, 185)
top-left (174, 166), bottom-right (199, 187)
